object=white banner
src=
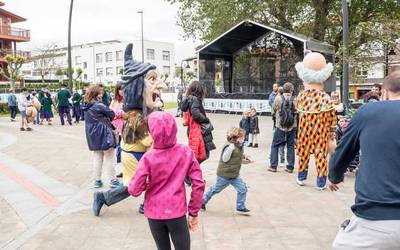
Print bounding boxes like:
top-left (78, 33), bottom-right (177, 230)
top-left (204, 98), bottom-right (271, 113)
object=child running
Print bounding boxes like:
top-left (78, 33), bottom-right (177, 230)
top-left (128, 111), bottom-right (205, 250)
top-left (202, 127), bottom-right (250, 214)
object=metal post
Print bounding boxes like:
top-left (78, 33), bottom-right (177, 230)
top-left (67, 0), bottom-right (74, 91)
top-left (342, 0), bottom-right (350, 108)
top-left (385, 45), bottom-right (389, 77)
top-left (138, 11), bottom-right (144, 63)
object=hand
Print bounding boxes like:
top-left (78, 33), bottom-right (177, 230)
top-left (188, 216), bottom-right (199, 232)
top-left (328, 181), bottom-right (341, 192)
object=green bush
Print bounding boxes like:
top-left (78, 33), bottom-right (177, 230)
top-left (0, 103), bottom-right (10, 114)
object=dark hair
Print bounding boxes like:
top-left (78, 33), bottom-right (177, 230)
top-left (21, 87), bottom-right (27, 92)
top-left (373, 83), bottom-right (382, 91)
top-left (98, 83), bottom-right (104, 88)
top-left (283, 82), bottom-right (294, 93)
top-left (114, 83), bottom-right (123, 102)
top-left (45, 92), bottom-right (51, 98)
top-left (84, 85), bottom-right (103, 103)
top-left (187, 81), bottom-right (205, 100)
top-left (364, 91), bottom-right (380, 102)
top-left (383, 71), bottom-right (400, 94)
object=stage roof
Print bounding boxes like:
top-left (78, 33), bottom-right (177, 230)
top-left (197, 20), bottom-right (335, 56)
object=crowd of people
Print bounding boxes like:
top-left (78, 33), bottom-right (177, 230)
top-left (4, 46), bottom-right (400, 250)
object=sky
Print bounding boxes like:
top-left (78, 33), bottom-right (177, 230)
top-left (6, 0), bottom-right (198, 63)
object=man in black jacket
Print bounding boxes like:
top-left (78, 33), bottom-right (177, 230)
top-left (329, 71), bottom-right (400, 249)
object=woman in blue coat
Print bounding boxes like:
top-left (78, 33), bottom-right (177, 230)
top-left (84, 85), bottom-right (122, 188)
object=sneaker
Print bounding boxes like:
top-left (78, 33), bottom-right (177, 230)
top-left (279, 162), bottom-right (286, 168)
top-left (315, 186), bottom-right (327, 191)
top-left (26, 127), bottom-right (33, 131)
top-left (201, 203), bottom-right (206, 211)
top-left (267, 167), bottom-right (277, 173)
top-left (109, 179), bottom-right (122, 188)
top-left (94, 180), bottom-right (103, 188)
top-left (93, 192), bottom-right (105, 216)
top-left (138, 203), bottom-right (145, 214)
top-left (20, 127), bottom-right (26, 131)
top-left (236, 207), bottom-right (251, 214)
top-left (116, 173), bottom-right (123, 178)
top-left (254, 143), bottom-right (259, 148)
top-left (296, 179), bottom-right (305, 186)
top-left (285, 168), bottom-right (294, 173)
top-left (247, 143), bottom-right (253, 147)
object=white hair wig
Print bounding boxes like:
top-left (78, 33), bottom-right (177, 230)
top-left (295, 62), bottom-right (334, 84)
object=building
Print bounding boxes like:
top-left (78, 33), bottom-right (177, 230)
top-left (22, 40), bottom-right (175, 85)
top-left (0, 1), bottom-right (30, 80)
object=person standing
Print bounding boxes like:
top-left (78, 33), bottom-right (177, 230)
top-left (7, 89), bottom-right (18, 122)
top-left (17, 88), bottom-right (33, 131)
top-left (268, 82), bottom-right (297, 173)
top-left (72, 88), bottom-right (82, 123)
top-left (268, 83), bottom-right (279, 108)
top-left (295, 52), bottom-right (336, 190)
top-left (57, 85), bottom-right (72, 126)
top-left (110, 83), bottom-right (124, 176)
top-left (40, 92), bottom-right (54, 125)
top-left (239, 111), bottom-right (250, 146)
top-left (83, 85), bottom-right (121, 188)
top-left (248, 108), bottom-right (259, 148)
top-left (99, 84), bottom-right (111, 106)
top-left (329, 71), bottom-right (400, 249)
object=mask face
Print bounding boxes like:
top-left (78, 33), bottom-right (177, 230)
top-left (143, 75), bottom-right (167, 110)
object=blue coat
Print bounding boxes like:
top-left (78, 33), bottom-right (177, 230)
top-left (83, 101), bottom-right (116, 151)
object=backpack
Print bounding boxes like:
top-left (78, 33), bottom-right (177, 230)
top-left (279, 96), bottom-right (296, 128)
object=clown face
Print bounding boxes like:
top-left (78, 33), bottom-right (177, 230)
top-left (143, 71), bottom-right (167, 110)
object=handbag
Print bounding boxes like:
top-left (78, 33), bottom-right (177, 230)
top-left (201, 122), bottom-right (214, 135)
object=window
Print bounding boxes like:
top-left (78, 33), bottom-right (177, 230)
top-left (356, 65), bottom-right (368, 78)
top-left (116, 66), bottom-right (123, 75)
top-left (106, 67), bottom-right (113, 76)
top-left (22, 70), bottom-right (31, 75)
top-left (146, 49), bottom-right (155, 60)
top-left (105, 52), bottom-right (112, 62)
top-left (96, 68), bottom-right (103, 76)
top-left (116, 50), bottom-right (123, 61)
top-left (83, 62), bottom-right (87, 69)
top-left (163, 66), bottom-right (170, 75)
top-left (162, 51), bottom-right (170, 61)
top-left (32, 71), bottom-right (41, 77)
top-left (75, 56), bottom-right (82, 65)
top-left (83, 74), bottom-right (87, 81)
top-left (96, 53), bottom-right (103, 63)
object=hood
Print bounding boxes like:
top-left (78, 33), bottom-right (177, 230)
top-left (82, 101), bottom-right (96, 111)
top-left (122, 43), bottom-right (156, 111)
top-left (148, 111), bottom-right (177, 149)
top-left (296, 89), bottom-right (334, 114)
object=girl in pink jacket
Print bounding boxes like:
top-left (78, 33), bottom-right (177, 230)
top-left (128, 111), bottom-right (205, 250)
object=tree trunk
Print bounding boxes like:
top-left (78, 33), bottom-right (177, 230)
top-left (312, 0), bottom-right (332, 41)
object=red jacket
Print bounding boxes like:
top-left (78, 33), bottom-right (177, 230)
top-left (184, 112), bottom-right (206, 161)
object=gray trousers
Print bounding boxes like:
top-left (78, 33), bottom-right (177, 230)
top-left (102, 186), bottom-right (130, 206)
top-left (333, 215), bottom-right (400, 250)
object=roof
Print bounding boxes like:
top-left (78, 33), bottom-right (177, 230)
top-left (197, 20), bottom-right (335, 56)
top-left (0, 6), bottom-right (27, 23)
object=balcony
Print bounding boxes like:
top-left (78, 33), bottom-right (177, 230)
top-left (0, 26), bottom-right (30, 42)
top-left (0, 49), bottom-right (31, 62)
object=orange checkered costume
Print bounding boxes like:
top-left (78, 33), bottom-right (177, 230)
top-left (296, 89), bottom-right (336, 187)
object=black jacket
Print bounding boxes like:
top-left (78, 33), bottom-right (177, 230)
top-left (249, 115), bottom-right (259, 134)
top-left (181, 95), bottom-right (216, 152)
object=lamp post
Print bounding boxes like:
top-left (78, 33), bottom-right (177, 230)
top-left (67, 0), bottom-right (74, 91)
top-left (137, 11), bottom-right (144, 63)
top-left (342, 0), bottom-right (350, 108)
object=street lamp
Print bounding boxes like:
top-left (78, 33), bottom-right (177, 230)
top-left (342, 0), bottom-right (350, 109)
top-left (67, 0), bottom-right (74, 91)
top-left (180, 61), bottom-right (191, 87)
top-left (137, 11), bottom-right (144, 63)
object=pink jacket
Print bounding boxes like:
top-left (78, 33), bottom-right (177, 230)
top-left (128, 111), bottom-right (205, 220)
top-left (111, 104), bottom-right (124, 136)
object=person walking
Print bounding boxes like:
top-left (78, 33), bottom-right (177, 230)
top-left (57, 84), bottom-right (72, 126)
top-left (248, 108), bottom-right (259, 148)
top-left (268, 82), bottom-right (297, 173)
top-left (202, 127), bottom-right (250, 214)
top-left (329, 71), bottom-right (400, 249)
top-left (40, 92), bottom-right (54, 125)
top-left (128, 111), bottom-right (205, 250)
top-left (7, 89), bottom-right (18, 122)
top-left (83, 85), bottom-right (121, 189)
top-left (72, 88), bottom-right (82, 123)
top-left (17, 88), bottom-right (33, 131)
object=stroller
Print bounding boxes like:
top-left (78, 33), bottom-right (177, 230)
top-left (336, 117), bottom-right (360, 173)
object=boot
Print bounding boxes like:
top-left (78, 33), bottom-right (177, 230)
top-left (247, 143), bottom-right (253, 147)
top-left (254, 143), bottom-right (259, 148)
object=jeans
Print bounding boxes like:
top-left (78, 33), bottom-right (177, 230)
top-left (203, 176), bottom-right (247, 209)
top-left (148, 216), bottom-right (190, 250)
top-left (9, 106), bottom-right (17, 119)
top-left (58, 106), bottom-right (72, 125)
top-left (102, 186), bottom-right (130, 206)
top-left (270, 128), bottom-right (296, 169)
top-left (72, 106), bottom-right (81, 122)
top-left (333, 215), bottom-right (400, 250)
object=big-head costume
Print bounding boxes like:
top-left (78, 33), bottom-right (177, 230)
top-left (295, 52), bottom-right (337, 188)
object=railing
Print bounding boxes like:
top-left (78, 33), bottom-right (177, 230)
top-left (0, 26), bottom-right (30, 40)
top-left (0, 49), bottom-right (31, 59)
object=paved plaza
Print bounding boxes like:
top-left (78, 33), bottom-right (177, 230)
top-left (0, 112), bottom-right (355, 250)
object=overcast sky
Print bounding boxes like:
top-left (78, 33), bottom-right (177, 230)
top-left (6, 0), bottom-right (198, 63)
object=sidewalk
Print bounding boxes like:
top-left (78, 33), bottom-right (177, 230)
top-left (0, 113), bottom-right (355, 250)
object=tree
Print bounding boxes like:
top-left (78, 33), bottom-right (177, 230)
top-left (0, 54), bottom-right (25, 89)
top-left (34, 43), bottom-right (60, 83)
top-left (167, 0), bottom-right (400, 69)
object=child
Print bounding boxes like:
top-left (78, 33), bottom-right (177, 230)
top-left (40, 92), bottom-right (54, 125)
top-left (128, 111), bottom-right (205, 250)
top-left (202, 127), bottom-right (250, 214)
top-left (239, 111), bottom-right (250, 146)
top-left (248, 108), bottom-right (260, 148)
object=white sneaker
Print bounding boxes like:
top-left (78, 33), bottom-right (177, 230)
top-left (279, 162), bottom-right (286, 168)
top-left (315, 186), bottom-right (327, 191)
top-left (296, 179), bottom-right (305, 186)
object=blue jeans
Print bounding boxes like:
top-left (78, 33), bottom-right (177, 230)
top-left (203, 176), bottom-right (247, 209)
top-left (270, 128), bottom-right (296, 169)
top-left (9, 106), bottom-right (17, 119)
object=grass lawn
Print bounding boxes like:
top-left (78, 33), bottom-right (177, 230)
top-left (163, 102), bottom-right (177, 110)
